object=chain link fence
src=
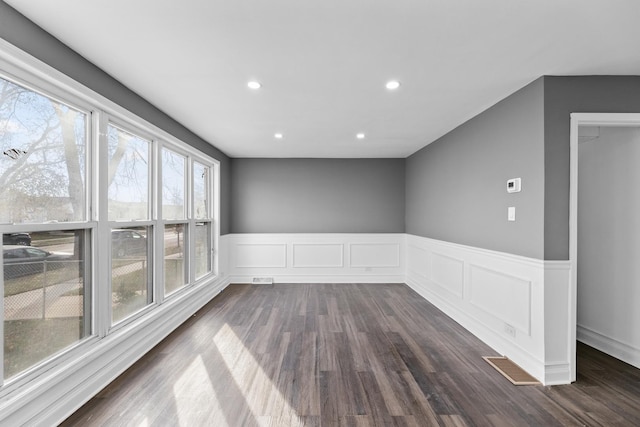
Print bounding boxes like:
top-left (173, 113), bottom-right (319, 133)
top-left (4, 260), bottom-right (84, 320)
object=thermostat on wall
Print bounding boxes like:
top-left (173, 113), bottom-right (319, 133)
top-left (507, 178), bottom-right (521, 193)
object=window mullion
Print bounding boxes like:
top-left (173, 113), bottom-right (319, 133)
top-left (0, 250), bottom-right (4, 387)
top-left (212, 163), bottom-right (220, 276)
top-left (187, 158), bottom-right (193, 284)
top-left (96, 111), bottom-right (111, 337)
top-left (154, 141), bottom-right (164, 305)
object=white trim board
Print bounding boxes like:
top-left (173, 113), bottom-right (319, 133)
top-left (578, 325), bottom-right (640, 369)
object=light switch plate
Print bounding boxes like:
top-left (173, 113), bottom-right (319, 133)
top-left (508, 206), bottom-right (516, 221)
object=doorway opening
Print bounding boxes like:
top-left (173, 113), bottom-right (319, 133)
top-left (569, 113), bottom-right (640, 381)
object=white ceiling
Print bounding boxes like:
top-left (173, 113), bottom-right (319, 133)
top-left (6, 0), bottom-right (640, 158)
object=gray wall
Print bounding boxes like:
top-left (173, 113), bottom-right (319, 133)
top-left (5, 1), bottom-right (640, 248)
top-left (0, 1), bottom-right (231, 234)
top-left (230, 158), bottom-right (405, 233)
top-left (406, 78), bottom-right (545, 259)
top-left (543, 76), bottom-right (640, 260)
top-left (406, 76), bottom-right (640, 261)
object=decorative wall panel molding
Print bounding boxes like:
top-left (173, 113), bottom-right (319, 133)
top-left (235, 243), bottom-right (287, 268)
top-left (349, 243), bottom-right (401, 268)
top-left (407, 245), bottom-right (429, 280)
top-left (469, 264), bottom-right (531, 335)
top-left (430, 252), bottom-right (464, 298)
top-left (293, 244), bottom-right (344, 268)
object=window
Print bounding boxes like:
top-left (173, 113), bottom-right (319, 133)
top-left (160, 149), bottom-right (215, 293)
top-left (110, 226), bottom-right (151, 323)
top-left (194, 222), bottom-right (212, 279)
top-left (161, 148), bottom-right (186, 220)
top-left (161, 148), bottom-right (187, 295)
top-left (0, 59), bottom-right (219, 385)
top-left (0, 78), bottom-right (87, 223)
top-left (193, 162), bottom-right (209, 219)
top-left (193, 162), bottom-right (213, 279)
top-left (107, 124), bottom-right (154, 324)
top-left (163, 223), bottom-right (185, 295)
top-left (107, 125), bottom-right (150, 221)
top-left (0, 75), bottom-right (91, 380)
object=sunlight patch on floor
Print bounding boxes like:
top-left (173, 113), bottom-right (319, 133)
top-left (214, 323), bottom-right (304, 426)
top-left (173, 354), bottom-right (225, 425)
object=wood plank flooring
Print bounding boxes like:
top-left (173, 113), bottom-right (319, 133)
top-left (61, 283), bottom-right (640, 426)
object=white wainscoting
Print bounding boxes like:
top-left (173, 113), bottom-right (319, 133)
top-left (293, 243), bottom-right (344, 268)
top-left (469, 264), bottom-right (532, 335)
top-left (405, 234), bottom-right (571, 385)
top-left (236, 243), bottom-right (287, 268)
top-left (227, 234), bottom-right (405, 284)
top-left (226, 233), bottom-right (573, 385)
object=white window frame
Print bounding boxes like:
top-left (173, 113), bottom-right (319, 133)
top-left (158, 141), bottom-right (219, 298)
top-left (159, 144), bottom-right (189, 298)
top-left (0, 66), bottom-right (97, 388)
top-left (103, 118), bottom-right (157, 330)
top-left (190, 157), bottom-right (217, 282)
top-left (0, 38), bottom-right (220, 397)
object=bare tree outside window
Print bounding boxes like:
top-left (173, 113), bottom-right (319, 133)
top-left (161, 148), bottom-right (185, 220)
top-left (107, 125), bottom-right (149, 221)
top-left (194, 162), bottom-right (209, 219)
top-left (0, 78), bottom-right (86, 223)
top-left (0, 77), bottom-right (90, 379)
top-left (162, 148), bottom-right (186, 294)
top-left (107, 125), bottom-right (152, 323)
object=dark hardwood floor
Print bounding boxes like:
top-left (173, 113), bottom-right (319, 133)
top-left (61, 283), bottom-right (640, 426)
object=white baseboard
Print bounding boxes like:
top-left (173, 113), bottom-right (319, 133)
top-left (544, 362), bottom-right (572, 386)
top-left (578, 325), bottom-right (640, 369)
top-left (230, 275), bottom-right (405, 284)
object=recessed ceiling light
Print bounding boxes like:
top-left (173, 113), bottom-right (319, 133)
top-left (385, 80), bottom-right (401, 90)
top-left (274, 133), bottom-right (283, 139)
top-left (356, 133), bottom-right (366, 139)
top-left (247, 81), bottom-right (261, 90)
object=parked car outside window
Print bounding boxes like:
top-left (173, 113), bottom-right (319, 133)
top-left (3, 245), bottom-right (70, 279)
top-left (111, 229), bottom-right (147, 258)
top-left (2, 233), bottom-right (31, 246)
